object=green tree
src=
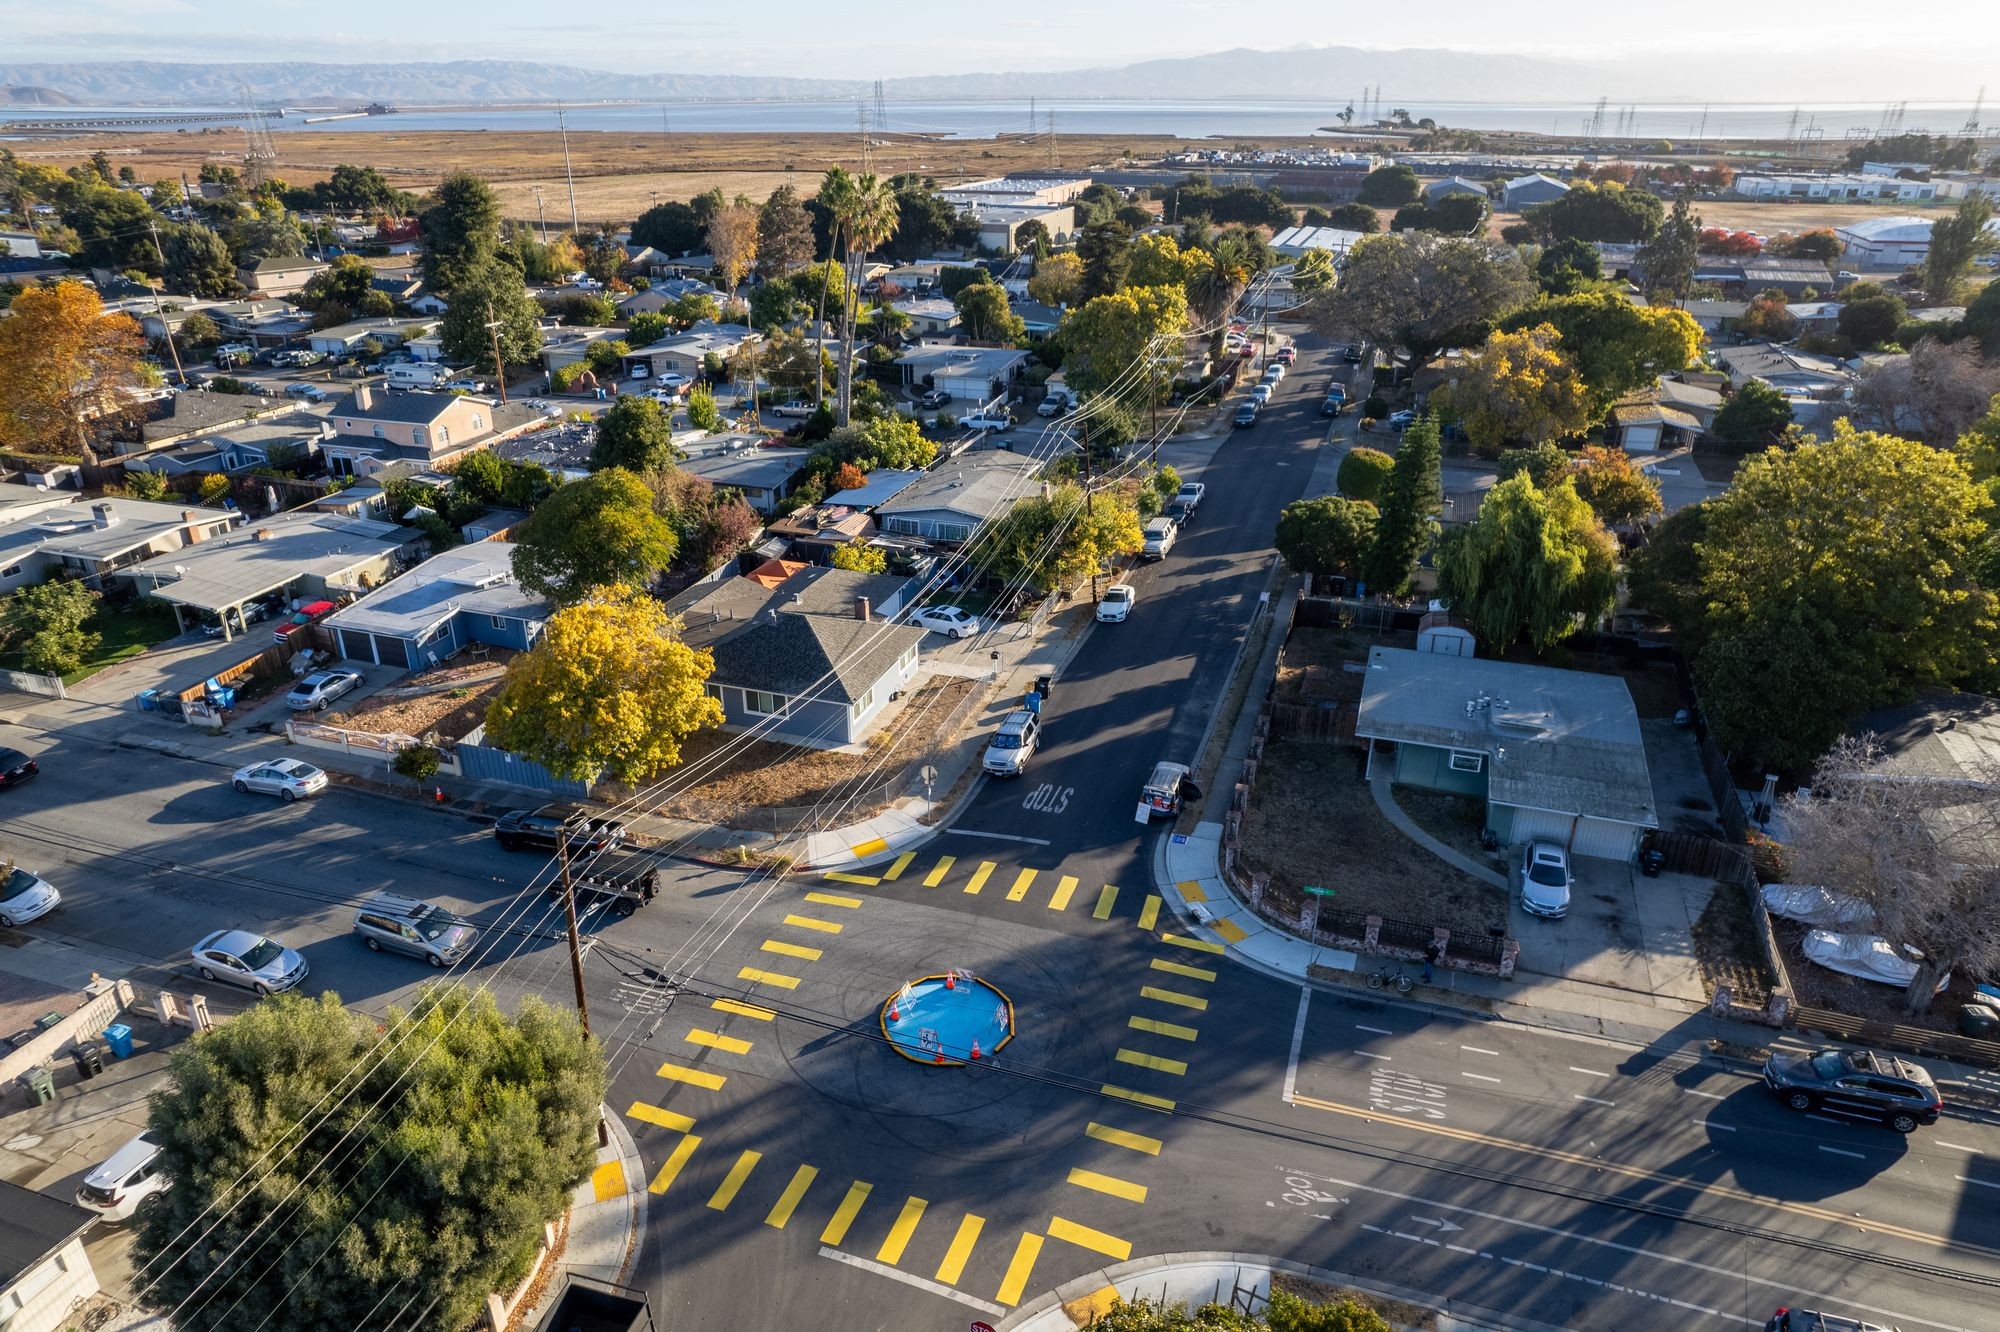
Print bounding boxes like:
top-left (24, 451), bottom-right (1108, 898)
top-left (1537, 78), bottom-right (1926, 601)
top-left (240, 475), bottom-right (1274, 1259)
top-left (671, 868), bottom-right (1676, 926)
top-left (685, 384), bottom-right (722, 432)
top-left (1361, 413), bottom-right (1442, 594)
top-left (487, 588), bottom-right (724, 780)
top-left (133, 989), bottom-right (604, 1332)
top-left (121, 469), bottom-right (170, 500)
top-left (314, 164), bottom-right (412, 214)
top-left (1962, 277), bottom-right (2000, 357)
top-left (1028, 251), bottom-right (1085, 308)
top-left (590, 396), bottom-right (678, 473)
top-left (391, 742), bottom-right (441, 787)
top-left (830, 540), bottom-right (888, 573)
top-left (1838, 291), bottom-right (1909, 349)
top-left (1435, 324), bottom-right (1593, 453)
top-left (226, 202), bottom-right (305, 266)
top-left (511, 469), bottom-right (679, 603)
top-left (818, 414), bottom-right (937, 471)
top-left (1711, 379), bottom-right (1794, 448)
top-left (177, 312), bottom-right (219, 347)
top-left (161, 223), bottom-right (238, 298)
top-left (1626, 501), bottom-right (1709, 631)
top-left (1275, 495), bottom-right (1378, 576)
top-left (1325, 202), bottom-right (1380, 233)
top-left (1571, 444), bottom-right (1663, 526)
top-left (1290, 248), bottom-right (1337, 297)
top-left (6, 579), bottom-right (100, 673)
top-left (1501, 288), bottom-right (1701, 408)
top-left (1060, 285), bottom-right (1189, 398)
top-left (1920, 195), bottom-right (1996, 304)
top-left (757, 184), bottom-right (817, 276)
top-left (1307, 232), bottom-right (1534, 373)
top-left (1534, 236), bottom-right (1602, 295)
top-left (1531, 181), bottom-right (1664, 243)
top-left (62, 185), bottom-right (161, 273)
top-left (1077, 219), bottom-right (1134, 299)
top-left (1397, 191), bottom-right (1488, 236)
top-left (818, 168), bottom-right (900, 424)
top-left (1358, 164), bottom-right (1420, 207)
top-left (438, 259), bottom-right (544, 374)
top-left (1637, 191), bottom-right (1701, 300)
top-left (1956, 394), bottom-right (2000, 480)
top-left (296, 253), bottom-right (374, 314)
top-left (954, 276), bottom-right (1025, 343)
top-left (1688, 424), bottom-right (1999, 767)
top-left (632, 199), bottom-right (703, 254)
top-left (1436, 473), bottom-right (1619, 652)
top-left (420, 170), bottom-right (502, 297)
top-left (1336, 446), bottom-right (1396, 501)
top-left (1496, 439), bottom-right (1572, 489)
top-left (984, 482), bottom-right (1144, 593)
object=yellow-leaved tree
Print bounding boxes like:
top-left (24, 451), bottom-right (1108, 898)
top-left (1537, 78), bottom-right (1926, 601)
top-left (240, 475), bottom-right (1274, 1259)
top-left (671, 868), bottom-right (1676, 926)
top-left (1434, 323), bottom-right (1592, 455)
top-left (0, 280), bottom-right (149, 461)
top-left (485, 588), bottom-right (724, 783)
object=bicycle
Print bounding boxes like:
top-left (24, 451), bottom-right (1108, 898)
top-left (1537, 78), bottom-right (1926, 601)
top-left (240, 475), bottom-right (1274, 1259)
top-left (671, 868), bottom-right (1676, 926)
top-left (1365, 966), bottom-right (1414, 994)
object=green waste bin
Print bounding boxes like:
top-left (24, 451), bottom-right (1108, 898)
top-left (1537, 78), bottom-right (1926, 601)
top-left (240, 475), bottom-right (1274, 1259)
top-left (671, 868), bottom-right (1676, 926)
top-left (22, 1065), bottom-right (54, 1105)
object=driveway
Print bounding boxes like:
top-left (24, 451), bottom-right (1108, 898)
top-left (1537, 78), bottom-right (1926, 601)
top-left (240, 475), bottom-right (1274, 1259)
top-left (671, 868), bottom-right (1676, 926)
top-left (68, 632), bottom-right (290, 706)
top-left (1509, 852), bottom-right (1715, 1002)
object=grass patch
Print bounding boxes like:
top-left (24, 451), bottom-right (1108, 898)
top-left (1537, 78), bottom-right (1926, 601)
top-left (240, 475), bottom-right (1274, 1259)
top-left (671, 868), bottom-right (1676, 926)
top-left (0, 596), bottom-right (181, 684)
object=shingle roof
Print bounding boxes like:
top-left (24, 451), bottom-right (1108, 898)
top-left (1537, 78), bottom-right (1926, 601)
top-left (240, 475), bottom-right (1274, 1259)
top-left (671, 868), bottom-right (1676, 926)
top-left (329, 391), bottom-right (457, 425)
top-left (132, 512), bottom-right (408, 612)
top-left (876, 452), bottom-right (1041, 524)
top-left (705, 609), bottom-right (924, 704)
top-left (666, 565), bottom-right (909, 654)
top-left (0, 1179), bottom-right (95, 1288)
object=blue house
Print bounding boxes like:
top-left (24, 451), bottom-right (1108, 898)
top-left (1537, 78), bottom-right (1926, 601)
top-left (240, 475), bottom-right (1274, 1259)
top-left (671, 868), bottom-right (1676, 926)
top-left (324, 542), bottom-right (549, 670)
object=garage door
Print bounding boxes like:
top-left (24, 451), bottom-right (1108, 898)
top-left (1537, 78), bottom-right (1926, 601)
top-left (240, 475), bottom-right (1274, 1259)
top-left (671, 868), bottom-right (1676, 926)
top-left (1571, 817), bottom-right (1642, 862)
top-left (1505, 806), bottom-right (1572, 847)
top-left (372, 634), bottom-right (411, 669)
top-left (335, 629), bottom-right (370, 664)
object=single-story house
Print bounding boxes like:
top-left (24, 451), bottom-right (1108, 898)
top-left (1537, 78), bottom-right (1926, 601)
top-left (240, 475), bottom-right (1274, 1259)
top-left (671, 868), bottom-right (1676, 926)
top-left (463, 508), bottom-right (529, 541)
top-left (765, 502), bottom-right (878, 563)
top-left (236, 254), bottom-right (327, 297)
top-left (1693, 259), bottom-right (1834, 298)
top-left (677, 440), bottom-right (813, 515)
top-left (1502, 173), bottom-right (1569, 208)
top-left (0, 1179), bottom-right (99, 1332)
top-left (1681, 300), bottom-right (1748, 336)
top-left (1609, 401), bottom-right (1705, 453)
top-left (1423, 176), bottom-right (1489, 201)
top-left (622, 324), bottom-right (759, 381)
top-left (306, 479), bottom-right (390, 520)
top-left (325, 542), bottom-right (549, 670)
top-left (123, 391), bottom-right (292, 455)
top-left (1356, 646), bottom-right (1658, 861)
top-left (1655, 377), bottom-right (1724, 430)
top-left (893, 298), bottom-right (962, 338)
top-left (306, 317), bottom-right (438, 357)
top-left (1268, 226), bottom-right (1367, 260)
top-left (125, 416), bottom-right (328, 478)
top-left (1011, 300), bottom-right (1064, 336)
top-left (894, 345), bottom-right (1030, 404)
top-left (875, 451), bottom-right (1040, 545)
top-left (129, 511), bottom-right (411, 638)
top-left (539, 326), bottom-right (628, 375)
top-left (0, 496), bottom-right (240, 595)
top-left (1712, 343), bottom-right (1854, 398)
top-left (667, 565), bottom-right (923, 747)
top-left (1785, 301), bottom-right (1845, 334)
top-left (0, 228), bottom-right (43, 258)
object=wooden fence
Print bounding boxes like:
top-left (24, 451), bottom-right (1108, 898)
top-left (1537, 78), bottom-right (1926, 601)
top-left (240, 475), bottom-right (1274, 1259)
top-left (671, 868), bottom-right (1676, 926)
top-left (1269, 698), bottom-right (1357, 744)
top-left (1793, 1005), bottom-right (2000, 1069)
top-left (1650, 829), bottom-right (1754, 880)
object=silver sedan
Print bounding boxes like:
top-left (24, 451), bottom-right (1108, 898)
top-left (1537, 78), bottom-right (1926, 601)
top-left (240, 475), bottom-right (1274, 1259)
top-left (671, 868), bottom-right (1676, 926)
top-left (231, 758), bottom-right (329, 802)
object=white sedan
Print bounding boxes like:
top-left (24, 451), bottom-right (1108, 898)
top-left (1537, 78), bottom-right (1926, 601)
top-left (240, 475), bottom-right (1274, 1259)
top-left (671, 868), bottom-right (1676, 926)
top-left (232, 758), bottom-right (329, 802)
top-left (908, 605), bottom-right (983, 639)
top-left (1096, 584), bottom-right (1136, 622)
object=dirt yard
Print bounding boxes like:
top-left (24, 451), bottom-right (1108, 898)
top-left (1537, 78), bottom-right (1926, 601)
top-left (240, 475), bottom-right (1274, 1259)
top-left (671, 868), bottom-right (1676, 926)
top-left (1691, 880), bottom-right (1774, 1005)
top-left (1273, 625), bottom-right (1403, 702)
top-left (1238, 740), bottom-right (1508, 934)
top-left (327, 661), bottom-right (510, 740)
top-left (1771, 917), bottom-right (1984, 1035)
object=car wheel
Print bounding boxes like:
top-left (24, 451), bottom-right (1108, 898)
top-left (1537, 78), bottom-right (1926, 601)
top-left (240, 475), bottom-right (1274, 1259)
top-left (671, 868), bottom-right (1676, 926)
top-left (955, 627), bottom-right (971, 640)
top-left (1889, 1112), bottom-right (1919, 1134)
top-left (136, 1191), bottom-right (162, 1215)
top-left (497, 834), bottom-right (519, 851)
top-left (199, 966), bottom-right (218, 982)
top-left (281, 788), bottom-right (297, 803)
top-left (0, 913), bottom-right (14, 929)
top-left (365, 937), bottom-right (382, 952)
top-left (1784, 1090), bottom-right (1815, 1113)
top-left (253, 983), bottom-right (271, 997)
top-left (427, 953), bottom-right (446, 968)
top-left (233, 780), bottom-right (249, 793)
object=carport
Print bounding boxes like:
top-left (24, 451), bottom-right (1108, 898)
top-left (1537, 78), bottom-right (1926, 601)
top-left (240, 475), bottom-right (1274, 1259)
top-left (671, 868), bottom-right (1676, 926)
top-left (125, 512), bottom-right (411, 640)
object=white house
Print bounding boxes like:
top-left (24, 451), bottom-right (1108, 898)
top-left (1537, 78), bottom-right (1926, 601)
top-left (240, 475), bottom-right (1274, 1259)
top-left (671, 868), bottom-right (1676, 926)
top-left (1502, 173), bottom-right (1569, 208)
top-left (1835, 215), bottom-right (1935, 268)
top-left (0, 1180), bottom-right (99, 1332)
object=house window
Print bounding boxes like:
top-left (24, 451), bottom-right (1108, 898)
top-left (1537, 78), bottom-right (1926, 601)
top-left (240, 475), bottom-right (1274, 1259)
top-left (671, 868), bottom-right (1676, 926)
top-left (937, 523), bottom-right (972, 543)
top-left (850, 685), bottom-right (876, 718)
top-left (0, 564), bottom-right (19, 579)
top-left (703, 683), bottom-right (721, 701)
top-left (470, 414), bottom-right (484, 431)
top-left (371, 425), bottom-right (385, 439)
top-left (744, 689), bottom-right (787, 716)
top-left (1448, 750), bottom-right (1485, 773)
top-left (413, 427), bottom-right (426, 446)
top-left (490, 614), bottom-right (506, 629)
top-left (437, 427), bottom-right (449, 446)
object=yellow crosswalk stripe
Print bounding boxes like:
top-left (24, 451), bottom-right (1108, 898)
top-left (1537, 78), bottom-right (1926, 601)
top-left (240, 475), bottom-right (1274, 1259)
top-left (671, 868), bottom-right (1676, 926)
top-left (762, 939), bottom-right (823, 961)
top-left (1139, 985), bottom-right (1208, 1011)
top-left (1178, 879), bottom-right (1208, 903)
top-left (1116, 1048), bottom-right (1189, 1076)
top-left (934, 1213), bottom-right (985, 1284)
top-left (625, 1102), bottom-right (695, 1133)
top-left (783, 914), bottom-right (842, 934)
top-left (1048, 875), bottom-right (1080, 911)
top-left (1129, 1016), bottom-right (1198, 1041)
top-left (655, 1061), bottom-right (727, 1090)
top-left (1161, 932), bottom-right (1224, 955)
top-left (706, 1149), bottom-right (762, 1211)
top-left (1006, 868), bottom-right (1037, 901)
top-left (996, 1232), bottom-right (1045, 1306)
top-left (823, 871), bottom-right (880, 886)
top-left (804, 891), bottom-right (862, 908)
top-left (738, 966), bottom-right (802, 990)
top-left (1151, 958), bottom-right (1216, 982)
top-left (1092, 884), bottom-right (1119, 919)
top-left (1067, 1167), bottom-right (1149, 1203)
top-left (1048, 1216), bottom-right (1132, 1261)
top-left (1214, 918), bottom-right (1248, 943)
top-left (963, 861), bottom-right (996, 895)
top-left (712, 998), bottom-right (775, 1020)
top-left (1100, 1084), bottom-right (1177, 1111)
top-left (819, 1180), bottom-right (873, 1245)
top-left (1085, 1122), bottom-right (1163, 1155)
top-left (881, 851), bottom-right (917, 880)
top-left (922, 856), bottom-right (956, 887)
top-left (876, 1196), bottom-right (928, 1264)
top-left (849, 837), bottom-right (889, 859)
top-left (685, 1029), bottom-right (752, 1055)
top-left (764, 1164), bottom-right (818, 1229)
top-left (1137, 895), bottom-right (1161, 930)
top-left (646, 1135), bottom-right (701, 1193)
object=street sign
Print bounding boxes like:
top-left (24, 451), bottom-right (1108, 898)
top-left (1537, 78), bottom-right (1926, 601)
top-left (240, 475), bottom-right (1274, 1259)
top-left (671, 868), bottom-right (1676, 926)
top-left (971, 1323), bottom-right (998, 1332)
top-left (1170, 833), bottom-right (1188, 844)
top-left (1303, 885), bottom-right (1337, 897)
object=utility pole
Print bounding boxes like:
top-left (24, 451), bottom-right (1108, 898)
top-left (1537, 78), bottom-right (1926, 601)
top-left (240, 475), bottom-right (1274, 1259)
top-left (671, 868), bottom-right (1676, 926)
top-left (532, 187), bottom-right (548, 244)
top-left (556, 832), bottom-right (591, 1038)
top-left (555, 105), bottom-right (580, 233)
top-left (1081, 420), bottom-right (1100, 605)
top-left (483, 302), bottom-right (510, 404)
top-left (144, 220), bottom-right (187, 386)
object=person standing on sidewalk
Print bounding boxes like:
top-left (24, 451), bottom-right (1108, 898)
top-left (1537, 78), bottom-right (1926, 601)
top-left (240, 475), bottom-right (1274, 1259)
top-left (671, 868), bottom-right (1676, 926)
top-left (1422, 939), bottom-right (1443, 984)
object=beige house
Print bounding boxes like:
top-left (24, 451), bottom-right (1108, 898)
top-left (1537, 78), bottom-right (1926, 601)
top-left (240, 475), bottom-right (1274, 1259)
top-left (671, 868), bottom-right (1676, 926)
top-left (235, 255), bottom-right (328, 296)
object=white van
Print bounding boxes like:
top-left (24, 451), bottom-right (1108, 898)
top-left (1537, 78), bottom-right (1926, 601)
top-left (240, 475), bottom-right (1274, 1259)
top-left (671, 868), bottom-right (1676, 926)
top-left (387, 363), bottom-right (447, 391)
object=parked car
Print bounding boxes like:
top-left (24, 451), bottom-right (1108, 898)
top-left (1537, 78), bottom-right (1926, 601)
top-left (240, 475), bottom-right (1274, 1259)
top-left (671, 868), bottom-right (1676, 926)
top-left (494, 803), bottom-right (627, 854)
top-left (1248, 384), bottom-right (1273, 406)
top-left (0, 746), bottom-right (39, 789)
top-left (1342, 347), bottom-right (1365, 364)
top-left (1140, 760), bottom-right (1198, 818)
top-left (1262, 364), bottom-right (1285, 385)
top-left (1175, 481), bottom-right (1206, 512)
top-left (918, 388), bottom-right (951, 410)
top-left (981, 709), bottom-right (1041, 777)
top-left (1764, 1307), bottom-right (1899, 1332)
top-left (1275, 346), bottom-right (1298, 366)
top-left (770, 402), bottom-right (816, 419)
top-left (1233, 403), bottom-right (1259, 428)
top-left (232, 758), bottom-right (329, 802)
top-left (1387, 409), bottom-right (1416, 430)
top-left (203, 602), bottom-right (274, 637)
top-left (273, 599), bottom-right (337, 644)
top-left (1141, 516), bottom-right (1177, 560)
top-left (1096, 583), bottom-right (1136, 623)
top-left (190, 928), bottom-right (309, 995)
top-left (286, 669), bottom-right (365, 712)
top-left (1518, 842), bottom-right (1572, 919)
top-left (1320, 394), bottom-right (1345, 417)
top-left (1762, 1047), bottom-right (1942, 1134)
top-left (908, 605), bottom-right (982, 639)
top-left (285, 383), bottom-right (329, 402)
top-left (1164, 498), bottom-right (1195, 527)
top-left (75, 1132), bottom-right (170, 1222)
top-left (445, 378), bottom-right (487, 393)
top-left (0, 864), bottom-right (60, 928)
top-left (960, 411), bottom-right (1013, 433)
top-left (353, 892), bottom-right (477, 967)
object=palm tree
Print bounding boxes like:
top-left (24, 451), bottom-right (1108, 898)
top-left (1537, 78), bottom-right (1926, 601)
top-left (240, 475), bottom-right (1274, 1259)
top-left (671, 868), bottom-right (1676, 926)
top-left (812, 167), bottom-right (855, 413)
top-left (831, 173), bottom-right (899, 424)
top-left (1189, 232), bottom-right (1254, 363)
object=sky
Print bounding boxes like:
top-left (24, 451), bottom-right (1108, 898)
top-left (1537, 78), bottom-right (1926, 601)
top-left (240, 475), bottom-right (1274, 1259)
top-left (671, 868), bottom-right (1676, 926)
top-left (7, 0), bottom-right (1998, 79)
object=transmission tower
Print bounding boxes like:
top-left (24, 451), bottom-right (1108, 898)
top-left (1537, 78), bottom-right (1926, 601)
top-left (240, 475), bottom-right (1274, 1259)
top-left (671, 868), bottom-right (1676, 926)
top-left (856, 99), bottom-right (871, 172)
top-left (1784, 106), bottom-right (1801, 155)
top-left (239, 85), bottom-right (278, 189)
top-left (1966, 87), bottom-right (1985, 136)
top-left (1046, 110), bottom-right (1058, 169)
top-left (873, 80), bottom-right (888, 138)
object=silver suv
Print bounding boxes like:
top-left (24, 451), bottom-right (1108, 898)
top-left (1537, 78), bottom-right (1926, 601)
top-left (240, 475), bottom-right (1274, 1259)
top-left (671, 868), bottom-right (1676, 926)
top-left (353, 893), bottom-right (478, 968)
top-left (982, 710), bottom-right (1040, 777)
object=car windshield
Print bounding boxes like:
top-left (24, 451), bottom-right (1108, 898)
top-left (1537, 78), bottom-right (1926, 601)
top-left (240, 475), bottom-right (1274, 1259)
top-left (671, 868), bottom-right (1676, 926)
top-left (289, 764), bottom-right (322, 781)
top-left (990, 733), bottom-right (1023, 749)
top-left (1808, 1051), bottom-right (1849, 1080)
top-left (418, 909), bottom-right (466, 941)
top-left (1105, 590), bottom-right (1130, 603)
top-left (1527, 862), bottom-right (1566, 888)
top-left (2, 868), bottom-right (41, 900)
top-left (239, 939), bottom-right (284, 970)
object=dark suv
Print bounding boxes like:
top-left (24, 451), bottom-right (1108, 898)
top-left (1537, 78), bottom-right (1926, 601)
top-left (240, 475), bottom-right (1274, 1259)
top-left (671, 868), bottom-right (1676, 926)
top-left (1765, 1307), bottom-right (1899, 1331)
top-left (1762, 1047), bottom-right (1941, 1134)
top-left (493, 804), bottom-right (626, 855)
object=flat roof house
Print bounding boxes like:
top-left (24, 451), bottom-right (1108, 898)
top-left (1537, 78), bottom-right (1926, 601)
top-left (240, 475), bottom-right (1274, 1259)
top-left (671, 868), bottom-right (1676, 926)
top-left (129, 511), bottom-right (411, 638)
top-left (0, 496), bottom-right (240, 595)
top-left (1356, 646), bottom-right (1657, 861)
top-left (875, 452), bottom-right (1041, 545)
top-left (306, 317), bottom-right (438, 357)
top-left (894, 345), bottom-right (1030, 404)
top-left (325, 542), bottom-right (550, 671)
top-left (677, 440), bottom-right (812, 515)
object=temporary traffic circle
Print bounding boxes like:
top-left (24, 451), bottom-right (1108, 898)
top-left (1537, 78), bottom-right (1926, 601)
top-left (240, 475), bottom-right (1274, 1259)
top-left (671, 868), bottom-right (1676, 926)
top-left (880, 970), bottom-right (1015, 1067)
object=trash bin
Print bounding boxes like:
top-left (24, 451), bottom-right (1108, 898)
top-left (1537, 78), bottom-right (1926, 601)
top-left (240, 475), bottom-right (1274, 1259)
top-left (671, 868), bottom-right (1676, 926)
top-left (22, 1065), bottom-right (54, 1105)
top-left (1961, 1003), bottom-right (2000, 1040)
top-left (71, 1041), bottom-right (103, 1079)
top-left (101, 1023), bottom-right (134, 1059)
top-left (138, 688), bottom-right (159, 712)
top-left (1035, 674), bottom-right (1052, 699)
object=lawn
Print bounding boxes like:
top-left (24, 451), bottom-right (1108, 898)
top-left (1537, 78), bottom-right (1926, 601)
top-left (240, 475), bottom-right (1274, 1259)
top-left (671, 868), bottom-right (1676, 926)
top-left (0, 596), bottom-right (182, 685)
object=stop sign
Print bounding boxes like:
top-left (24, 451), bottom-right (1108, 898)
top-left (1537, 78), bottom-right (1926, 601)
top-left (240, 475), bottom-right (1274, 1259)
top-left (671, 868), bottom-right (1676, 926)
top-left (970, 1323), bottom-right (997, 1332)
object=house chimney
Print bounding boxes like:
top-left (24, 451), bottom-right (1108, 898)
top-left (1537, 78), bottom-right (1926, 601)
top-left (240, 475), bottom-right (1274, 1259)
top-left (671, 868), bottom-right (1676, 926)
top-left (253, 527), bottom-right (275, 542)
top-left (180, 509), bottom-right (206, 544)
top-left (855, 596), bottom-right (871, 622)
top-left (91, 502), bottom-right (117, 529)
top-left (354, 384), bottom-right (373, 411)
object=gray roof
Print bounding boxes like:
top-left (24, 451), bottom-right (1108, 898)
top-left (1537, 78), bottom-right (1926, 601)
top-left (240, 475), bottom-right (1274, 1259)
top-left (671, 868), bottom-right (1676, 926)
top-left (667, 565), bottom-right (910, 653)
top-left (325, 542), bottom-right (548, 640)
top-left (141, 391), bottom-right (287, 441)
top-left (825, 470), bottom-right (925, 509)
top-left (678, 446), bottom-right (811, 492)
top-left (895, 346), bottom-right (1029, 378)
top-left (876, 452), bottom-right (1041, 525)
top-left (1854, 690), bottom-right (2000, 782)
top-left (706, 612), bottom-right (923, 704)
top-left (330, 390), bottom-right (457, 426)
top-left (0, 497), bottom-right (238, 566)
top-left (0, 1178), bottom-right (95, 1288)
top-left (1356, 647), bottom-right (1656, 828)
top-left (243, 255), bottom-right (325, 275)
top-left (131, 512), bottom-right (408, 612)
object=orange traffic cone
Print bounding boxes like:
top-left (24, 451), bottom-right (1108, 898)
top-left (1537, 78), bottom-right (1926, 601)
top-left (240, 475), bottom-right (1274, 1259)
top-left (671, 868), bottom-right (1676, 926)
top-left (945, 972), bottom-right (956, 990)
top-left (970, 1040), bottom-right (982, 1060)
top-left (933, 1049), bottom-right (944, 1064)
top-left (887, 1001), bottom-right (899, 1022)
top-left (433, 785), bottom-right (445, 804)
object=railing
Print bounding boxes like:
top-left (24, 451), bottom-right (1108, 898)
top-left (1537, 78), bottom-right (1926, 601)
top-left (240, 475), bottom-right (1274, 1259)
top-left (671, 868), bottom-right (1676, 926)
top-left (1793, 1005), bottom-right (2000, 1069)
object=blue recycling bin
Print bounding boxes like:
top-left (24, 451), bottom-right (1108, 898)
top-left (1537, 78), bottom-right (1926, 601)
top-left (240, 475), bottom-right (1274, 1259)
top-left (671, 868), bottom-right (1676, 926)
top-left (204, 677), bottom-right (237, 710)
top-left (101, 1024), bottom-right (133, 1059)
top-left (138, 688), bottom-right (159, 712)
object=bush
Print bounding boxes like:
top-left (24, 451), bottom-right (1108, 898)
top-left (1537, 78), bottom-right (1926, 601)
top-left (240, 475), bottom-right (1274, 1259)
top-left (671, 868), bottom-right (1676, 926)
top-left (1360, 394), bottom-right (1389, 418)
top-left (392, 743), bottom-right (442, 786)
top-left (1336, 447), bottom-right (1396, 501)
top-left (210, 376), bottom-right (252, 395)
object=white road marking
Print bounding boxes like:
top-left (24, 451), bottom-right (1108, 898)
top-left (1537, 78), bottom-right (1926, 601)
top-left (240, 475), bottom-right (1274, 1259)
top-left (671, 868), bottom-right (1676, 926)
top-left (1809, 1114), bottom-right (1845, 1125)
top-left (1569, 1066), bottom-right (1612, 1079)
top-left (1369, 1066), bottom-right (1447, 1120)
top-left (1460, 1071), bottom-right (1502, 1083)
top-left (1460, 1044), bottom-right (1500, 1056)
top-left (1356, 1024), bottom-right (1393, 1035)
top-left (1700, 1120), bottom-right (1737, 1132)
top-left (1355, 1050), bottom-right (1391, 1060)
top-left (1819, 1146), bottom-right (1865, 1160)
top-left (1684, 1089), bottom-right (1725, 1101)
top-left (1935, 1140), bottom-right (1978, 1152)
top-left (816, 1246), bottom-right (1005, 1315)
top-left (1957, 1174), bottom-right (2000, 1189)
top-left (1282, 987), bottom-right (1310, 1106)
top-left (1574, 1095), bottom-right (1617, 1107)
top-left (942, 828), bottom-right (1052, 845)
